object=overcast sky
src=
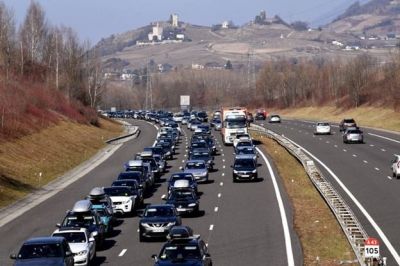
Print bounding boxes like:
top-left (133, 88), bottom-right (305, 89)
top-left (3, 0), bottom-right (364, 44)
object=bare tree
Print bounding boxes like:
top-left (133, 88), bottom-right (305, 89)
top-left (84, 44), bottom-right (106, 108)
top-left (0, 1), bottom-right (16, 80)
top-left (19, 0), bottom-right (48, 64)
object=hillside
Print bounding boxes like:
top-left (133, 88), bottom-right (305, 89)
top-left (329, 0), bottom-right (400, 34)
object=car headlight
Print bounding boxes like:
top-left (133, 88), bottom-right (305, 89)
top-left (252, 169), bottom-right (257, 173)
top-left (188, 203), bottom-right (197, 207)
top-left (233, 170), bottom-right (239, 174)
top-left (141, 223), bottom-right (151, 228)
top-left (167, 222), bottom-right (176, 227)
top-left (123, 199), bottom-right (132, 204)
top-left (76, 250), bottom-right (88, 256)
top-left (202, 171), bottom-right (208, 176)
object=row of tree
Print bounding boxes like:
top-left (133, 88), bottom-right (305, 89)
top-left (0, 1), bottom-right (104, 108)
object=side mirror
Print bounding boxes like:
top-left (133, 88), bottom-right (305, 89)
top-left (151, 254), bottom-right (158, 262)
top-left (137, 209), bottom-right (144, 217)
top-left (161, 194), bottom-right (167, 200)
top-left (179, 166), bottom-right (184, 171)
top-left (89, 237), bottom-right (95, 242)
top-left (10, 254), bottom-right (17, 260)
top-left (65, 251), bottom-right (73, 257)
top-left (56, 223), bottom-right (61, 228)
top-left (91, 231), bottom-right (98, 237)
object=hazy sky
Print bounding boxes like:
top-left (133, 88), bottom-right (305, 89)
top-left (3, 0), bottom-right (362, 44)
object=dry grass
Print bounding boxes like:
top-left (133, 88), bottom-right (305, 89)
top-left (276, 106), bottom-right (400, 132)
top-left (252, 133), bottom-right (357, 265)
top-left (0, 118), bottom-right (122, 208)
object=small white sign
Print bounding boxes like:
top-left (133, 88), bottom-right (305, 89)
top-left (180, 95), bottom-right (190, 106)
top-left (364, 237), bottom-right (380, 259)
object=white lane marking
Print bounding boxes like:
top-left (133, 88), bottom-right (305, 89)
top-left (119, 249), bottom-right (127, 257)
top-left (343, 149), bottom-right (347, 152)
top-left (182, 160), bottom-right (185, 163)
top-left (222, 159), bottom-right (225, 162)
top-left (368, 133), bottom-right (400, 144)
top-left (223, 165), bottom-right (226, 169)
top-left (370, 144), bottom-right (375, 147)
top-left (375, 167), bottom-right (380, 171)
top-left (363, 160), bottom-right (368, 164)
top-left (214, 207), bottom-right (219, 212)
top-left (381, 149), bottom-right (386, 152)
top-left (319, 138), bottom-right (322, 141)
top-left (220, 149), bottom-right (224, 152)
top-left (352, 154), bottom-right (357, 157)
top-left (220, 182), bottom-right (224, 186)
top-left (184, 154), bottom-right (187, 157)
top-left (218, 193), bottom-right (222, 198)
top-left (222, 173), bottom-right (225, 176)
top-left (209, 224), bottom-right (214, 231)
top-left (388, 176), bottom-right (393, 180)
top-left (137, 229), bottom-right (139, 232)
top-left (222, 154), bottom-right (225, 157)
top-left (334, 145), bottom-right (338, 148)
top-left (285, 138), bottom-right (400, 265)
top-left (256, 147), bottom-right (295, 266)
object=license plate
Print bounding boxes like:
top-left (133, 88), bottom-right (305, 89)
top-left (177, 208), bottom-right (186, 212)
top-left (241, 175), bottom-right (249, 177)
top-left (152, 228), bottom-right (164, 233)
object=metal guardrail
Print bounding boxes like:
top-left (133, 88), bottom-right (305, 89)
top-left (106, 124), bottom-right (140, 144)
top-left (250, 124), bottom-right (369, 265)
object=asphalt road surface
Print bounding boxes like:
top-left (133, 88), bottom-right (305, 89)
top-left (0, 119), bottom-right (302, 266)
top-left (255, 118), bottom-right (400, 265)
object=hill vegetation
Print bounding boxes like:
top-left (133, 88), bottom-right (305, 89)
top-left (0, 0), bottom-right (106, 140)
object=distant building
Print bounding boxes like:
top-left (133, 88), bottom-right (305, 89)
top-left (222, 20), bottom-right (233, 29)
top-left (192, 63), bottom-right (204, 70)
top-left (121, 73), bottom-right (135, 80)
top-left (148, 23), bottom-right (163, 41)
top-left (171, 14), bottom-right (179, 27)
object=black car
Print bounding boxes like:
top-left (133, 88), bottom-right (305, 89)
top-left (118, 171), bottom-right (148, 193)
top-left (197, 111), bottom-right (208, 122)
top-left (144, 146), bottom-right (166, 160)
top-left (10, 237), bottom-right (74, 266)
top-left (138, 204), bottom-right (182, 242)
top-left (151, 226), bottom-right (212, 266)
top-left (232, 155), bottom-right (258, 182)
top-left (188, 149), bottom-right (214, 170)
top-left (339, 118), bottom-right (357, 132)
top-left (58, 200), bottom-right (106, 249)
top-left (167, 173), bottom-right (198, 194)
top-left (163, 188), bottom-right (200, 216)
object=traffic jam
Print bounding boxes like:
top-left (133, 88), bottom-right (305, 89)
top-left (10, 107), bottom-right (264, 266)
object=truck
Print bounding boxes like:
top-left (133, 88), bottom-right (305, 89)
top-left (220, 107), bottom-right (248, 145)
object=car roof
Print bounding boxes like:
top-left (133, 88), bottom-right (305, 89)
top-left (186, 160), bottom-right (206, 164)
top-left (146, 203), bottom-right (175, 209)
top-left (126, 160), bottom-right (143, 167)
top-left (72, 200), bottom-right (92, 213)
top-left (24, 236), bottom-right (65, 245)
top-left (170, 172), bottom-right (194, 178)
top-left (53, 227), bottom-right (88, 234)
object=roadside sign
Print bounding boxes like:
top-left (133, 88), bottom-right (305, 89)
top-left (364, 237), bottom-right (380, 259)
top-left (180, 95), bottom-right (190, 106)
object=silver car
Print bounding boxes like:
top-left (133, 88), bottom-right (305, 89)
top-left (343, 128), bottom-right (363, 144)
top-left (180, 160), bottom-right (209, 183)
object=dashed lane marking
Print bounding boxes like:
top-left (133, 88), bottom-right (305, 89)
top-left (214, 207), bottom-right (219, 212)
top-left (218, 193), bottom-right (222, 198)
top-left (388, 176), bottom-right (393, 180)
top-left (368, 133), bottom-right (400, 144)
top-left (219, 182), bottom-right (224, 186)
top-left (209, 224), bottom-right (214, 231)
top-left (352, 154), bottom-right (357, 157)
top-left (334, 145), bottom-right (338, 148)
top-left (375, 167), bottom-right (380, 171)
top-left (343, 149), bottom-right (347, 152)
top-left (363, 160), bottom-right (368, 164)
top-left (222, 173), bottom-right (225, 176)
top-left (381, 149), bottom-right (386, 152)
top-left (119, 249), bottom-right (127, 257)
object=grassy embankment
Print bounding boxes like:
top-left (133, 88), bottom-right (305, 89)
top-left (252, 132), bottom-right (357, 265)
top-left (0, 118), bottom-right (123, 208)
top-left (277, 106), bottom-right (400, 132)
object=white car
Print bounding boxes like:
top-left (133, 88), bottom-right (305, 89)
top-left (269, 114), bottom-right (281, 123)
top-left (314, 122), bottom-right (331, 135)
top-left (103, 186), bottom-right (137, 215)
top-left (52, 228), bottom-right (96, 266)
top-left (233, 133), bottom-right (251, 148)
top-left (173, 113), bottom-right (183, 123)
top-left (391, 155), bottom-right (400, 179)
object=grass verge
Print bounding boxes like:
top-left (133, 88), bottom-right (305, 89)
top-left (275, 106), bottom-right (400, 132)
top-left (252, 132), bottom-right (357, 265)
top-left (0, 118), bottom-right (123, 208)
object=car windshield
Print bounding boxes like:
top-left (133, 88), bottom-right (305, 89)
top-left (145, 207), bottom-right (174, 217)
top-left (317, 123), bottom-right (329, 126)
top-left (171, 175), bottom-right (193, 182)
top-left (18, 243), bottom-right (63, 259)
top-left (226, 119), bottom-right (246, 129)
top-left (344, 119), bottom-right (355, 123)
top-left (186, 162), bottom-right (205, 169)
top-left (347, 130), bottom-right (362, 134)
top-left (237, 142), bottom-right (252, 147)
top-left (159, 244), bottom-right (201, 260)
top-left (237, 148), bottom-right (255, 155)
top-left (62, 215), bottom-right (95, 227)
top-left (104, 187), bottom-right (133, 196)
top-left (53, 232), bottom-right (86, 243)
top-left (113, 180), bottom-right (136, 188)
top-left (170, 190), bottom-right (194, 200)
top-left (234, 159), bottom-right (255, 168)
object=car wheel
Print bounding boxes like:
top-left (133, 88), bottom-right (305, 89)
top-left (139, 232), bottom-right (145, 242)
top-left (233, 177), bottom-right (237, 183)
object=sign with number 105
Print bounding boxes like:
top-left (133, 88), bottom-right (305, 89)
top-left (364, 237), bottom-right (380, 259)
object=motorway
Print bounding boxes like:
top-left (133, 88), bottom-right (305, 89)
top-left (0, 119), bottom-right (302, 266)
top-left (254, 119), bottom-right (400, 265)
